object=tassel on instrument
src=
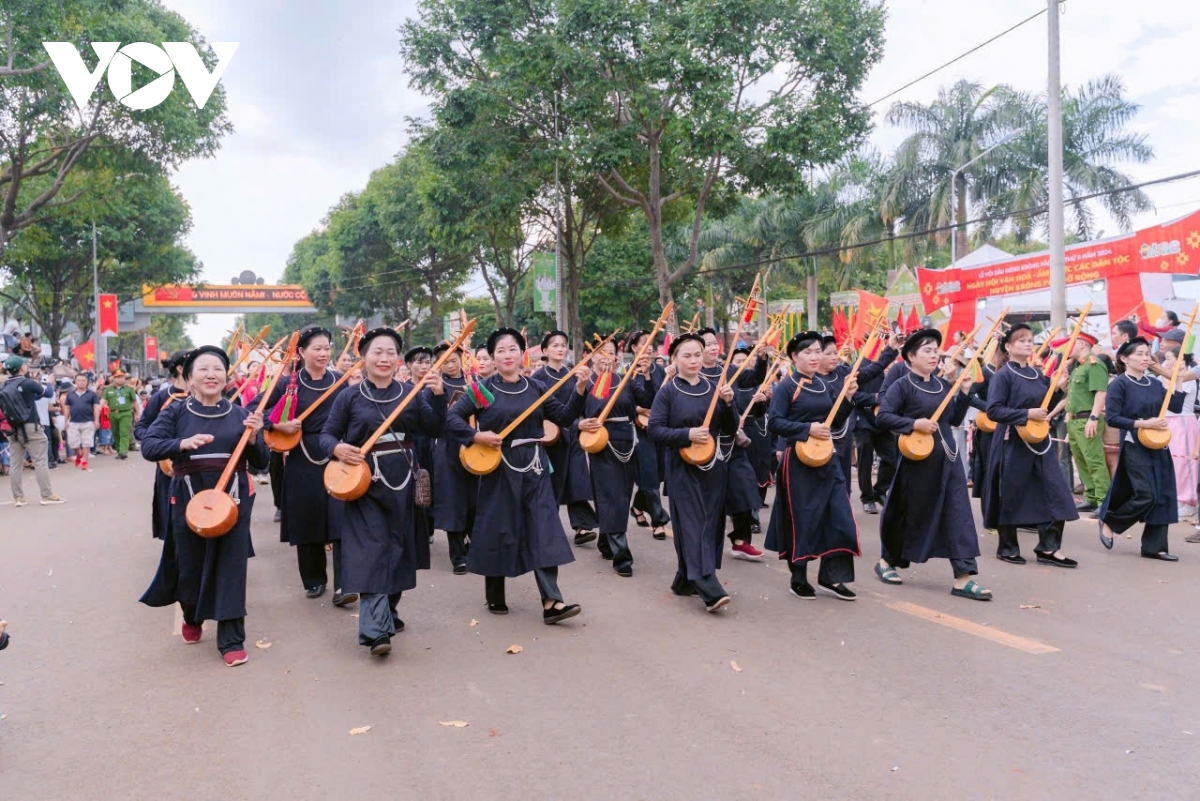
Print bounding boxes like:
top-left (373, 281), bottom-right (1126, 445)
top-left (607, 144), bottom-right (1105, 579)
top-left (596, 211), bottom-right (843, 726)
top-left (591, 369), bottom-right (613, 400)
top-left (268, 358), bottom-right (300, 425)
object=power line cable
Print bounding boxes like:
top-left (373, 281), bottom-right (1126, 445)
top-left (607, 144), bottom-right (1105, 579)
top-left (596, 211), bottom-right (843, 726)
top-left (866, 4), bottom-right (1052, 108)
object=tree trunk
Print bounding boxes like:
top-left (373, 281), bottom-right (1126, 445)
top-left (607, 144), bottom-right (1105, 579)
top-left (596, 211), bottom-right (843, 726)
top-left (426, 247), bottom-right (441, 342)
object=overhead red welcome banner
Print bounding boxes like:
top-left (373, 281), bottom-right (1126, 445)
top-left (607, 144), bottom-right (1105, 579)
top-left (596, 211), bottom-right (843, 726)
top-left (918, 210), bottom-right (1200, 335)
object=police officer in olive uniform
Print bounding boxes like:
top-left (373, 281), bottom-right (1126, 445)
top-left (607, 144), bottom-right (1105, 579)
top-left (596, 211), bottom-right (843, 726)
top-left (1065, 332), bottom-right (1110, 514)
top-left (102, 370), bottom-right (140, 459)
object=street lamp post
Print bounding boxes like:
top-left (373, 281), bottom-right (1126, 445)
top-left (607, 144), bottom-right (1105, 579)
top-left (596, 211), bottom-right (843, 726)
top-left (949, 128), bottom-right (1027, 266)
top-left (93, 221), bottom-right (104, 375)
top-left (1047, 0), bottom-right (1066, 329)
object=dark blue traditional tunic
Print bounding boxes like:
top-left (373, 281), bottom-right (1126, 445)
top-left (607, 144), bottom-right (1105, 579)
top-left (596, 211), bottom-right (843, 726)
top-left (648, 375), bottom-right (737, 582)
top-left (1098, 374), bottom-right (1185, 530)
top-left (432, 373), bottom-right (476, 533)
top-left (876, 372), bottom-right (980, 565)
top-left (135, 385), bottom-right (188, 540)
top-left (968, 364), bottom-right (997, 499)
top-left (584, 373), bottom-right (654, 534)
top-left (140, 398), bottom-right (270, 622)
top-left (319, 380), bottom-right (444, 594)
top-left (735, 382), bottom-right (775, 494)
top-left (702, 361), bottom-right (763, 517)
top-left (261, 368), bottom-right (348, 546)
top-left (634, 363), bottom-right (667, 493)
top-left (764, 372), bottom-right (860, 562)
top-left (821, 354), bottom-right (894, 489)
top-left (982, 362), bottom-right (1080, 528)
top-left (444, 374), bottom-right (584, 577)
top-left (534, 364), bottom-right (594, 507)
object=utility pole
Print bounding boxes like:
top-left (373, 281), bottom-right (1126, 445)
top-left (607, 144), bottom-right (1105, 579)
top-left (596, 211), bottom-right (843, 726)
top-left (93, 221), bottom-right (105, 374)
top-left (1047, 0), bottom-right (1067, 328)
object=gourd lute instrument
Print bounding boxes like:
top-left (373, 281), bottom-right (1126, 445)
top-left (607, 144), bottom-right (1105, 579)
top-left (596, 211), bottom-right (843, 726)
top-left (1017, 304), bottom-right (1092, 444)
top-left (263, 359), bottom-right (364, 453)
top-left (580, 304), bottom-right (674, 454)
top-left (897, 349), bottom-right (987, 461)
top-left (459, 330), bottom-right (618, 476)
top-left (184, 333), bottom-right (293, 538)
top-left (938, 319), bottom-right (985, 378)
top-left (1138, 302), bottom-right (1199, 449)
top-left (972, 338), bottom-right (1002, 433)
top-left (795, 326), bottom-right (884, 467)
top-left (325, 322), bottom-right (475, 501)
top-left (679, 276), bottom-right (761, 466)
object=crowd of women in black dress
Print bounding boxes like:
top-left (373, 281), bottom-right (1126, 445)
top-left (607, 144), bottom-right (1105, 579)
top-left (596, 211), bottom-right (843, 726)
top-left (135, 320), bottom-right (1187, 666)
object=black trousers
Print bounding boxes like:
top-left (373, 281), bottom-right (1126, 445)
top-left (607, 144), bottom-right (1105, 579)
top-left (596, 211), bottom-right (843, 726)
top-left (631, 488), bottom-right (670, 527)
top-left (358, 591), bottom-right (402, 645)
top-left (726, 510), bottom-right (754, 545)
top-left (269, 451), bottom-right (285, 510)
top-left (486, 568), bottom-right (564, 606)
top-left (997, 520), bottom-right (1064, 557)
top-left (180, 602), bottom-right (245, 654)
top-left (447, 506), bottom-right (475, 569)
top-left (789, 553), bottom-right (854, 586)
top-left (598, 531), bottom-right (633, 572)
top-left (297, 540), bottom-right (342, 590)
top-left (855, 429), bottom-right (898, 504)
top-left (567, 500), bottom-right (599, 532)
top-left (46, 425), bottom-right (60, 465)
top-left (671, 571), bottom-right (726, 605)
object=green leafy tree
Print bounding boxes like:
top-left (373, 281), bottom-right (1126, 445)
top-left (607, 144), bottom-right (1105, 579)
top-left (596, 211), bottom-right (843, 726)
top-left (0, 0), bottom-right (232, 256)
top-left (401, 0), bottom-right (886, 315)
top-left (0, 168), bottom-right (198, 353)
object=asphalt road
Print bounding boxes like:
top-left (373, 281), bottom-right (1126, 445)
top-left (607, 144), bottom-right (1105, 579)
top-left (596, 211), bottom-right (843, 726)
top-left (2, 455), bottom-right (1198, 800)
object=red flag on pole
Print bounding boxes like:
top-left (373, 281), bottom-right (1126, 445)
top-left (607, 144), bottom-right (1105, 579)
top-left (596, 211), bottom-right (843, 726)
top-left (906, 307), bottom-right (921, 333)
top-left (74, 339), bottom-right (95, 370)
top-left (145, 335), bottom-right (158, 361)
top-left (894, 307), bottom-right (904, 332)
top-left (98, 294), bottom-right (119, 337)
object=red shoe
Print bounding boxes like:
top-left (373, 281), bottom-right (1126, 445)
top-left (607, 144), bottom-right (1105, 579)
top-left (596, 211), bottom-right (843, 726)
top-left (181, 622), bottom-right (203, 644)
top-left (223, 650), bottom-right (248, 667)
top-left (731, 542), bottom-right (764, 561)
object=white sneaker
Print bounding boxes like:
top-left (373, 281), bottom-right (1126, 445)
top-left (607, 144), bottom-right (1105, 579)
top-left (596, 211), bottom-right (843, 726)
top-left (40, 495), bottom-right (67, 505)
top-left (13, 498), bottom-right (27, 508)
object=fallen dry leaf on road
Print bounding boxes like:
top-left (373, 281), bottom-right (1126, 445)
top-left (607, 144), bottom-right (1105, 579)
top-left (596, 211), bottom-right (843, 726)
top-left (255, 639), bottom-right (272, 649)
top-left (506, 644), bottom-right (523, 654)
top-left (469, 619), bottom-right (479, 627)
top-left (349, 726), bottom-right (371, 735)
top-left (1019, 604), bottom-right (1041, 610)
top-left (439, 720), bottom-right (470, 728)
top-left (730, 660), bottom-right (743, 673)
top-left (489, 728), bottom-right (500, 737)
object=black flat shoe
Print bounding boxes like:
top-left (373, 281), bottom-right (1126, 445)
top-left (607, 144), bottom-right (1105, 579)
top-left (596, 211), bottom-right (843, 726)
top-left (369, 635), bottom-right (391, 656)
top-left (487, 602), bottom-right (509, 615)
top-left (544, 603), bottom-right (581, 624)
top-left (631, 509), bottom-right (649, 528)
top-left (392, 618), bottom-right (406, 633)
top-left (1034, 551), bottom-right (1078, 568)
top-left (997, 554), bottom-right (1027, 565)
top-left (652, 527), bottom-right (667, 540)
top-left (789, 582), bottom-right (816, 600)
top-left (306, 584), bottom-right (326, 599)
top-left (705, 596), bottom-right (731, 613)
top-left (1076, 501), bottom-right (1098, 512)
top-left (818, 580), bottom-right (857, 601)
top-left (452, 563), bottom-right (468, 575)
top-left (616, 566), bottom-right (633, 577)
top-left (331, 591), bottom-right (358, 607)
top-left (1098, 521), bottom-right (1113, 550)
top-left (573, 530), bottom-right (597, 546)
top-left (863, 500), bottom-right (879, 515)
top-left (671, 581), bottom-right (699, 597)
top-left (1141, 551), bottom-right (1179, 562)
top-left (750, 522), bottom-right (762, 534)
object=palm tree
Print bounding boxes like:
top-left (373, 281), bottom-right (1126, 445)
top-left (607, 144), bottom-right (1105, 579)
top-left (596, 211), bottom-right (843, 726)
top-left (885, 80), bottom-right (1022, 262)
top-left (980, 75), bottom-right (1154, 242)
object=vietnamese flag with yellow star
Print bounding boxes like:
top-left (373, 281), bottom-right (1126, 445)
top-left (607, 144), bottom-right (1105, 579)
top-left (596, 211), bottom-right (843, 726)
top-left (98, 294), bottom-right (119, 337)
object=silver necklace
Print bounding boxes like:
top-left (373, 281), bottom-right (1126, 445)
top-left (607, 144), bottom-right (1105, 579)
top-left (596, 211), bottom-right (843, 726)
top-left (906, 373), bottom-right (946, 395)
top-left (672, 376), bottom-right (711, 397)
top-left (359, 380), bottom-right (404, 404)
top-left (795, 374), bottom-right (827, 394)
top-left (1125, 373), bottom-right (1152, 387)
top-left (186, 397), bottom-right (232, 419)
top-left (492, 376), bottom-right (530, 395)
top-left (1006, 362), bottom-right (1040, 381)
top-left (298, 368), bottom-right (335, 392)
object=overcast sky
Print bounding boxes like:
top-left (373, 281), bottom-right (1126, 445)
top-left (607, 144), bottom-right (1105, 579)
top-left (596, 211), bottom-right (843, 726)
top-left (161, 0), bottom-right (1200, 345)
